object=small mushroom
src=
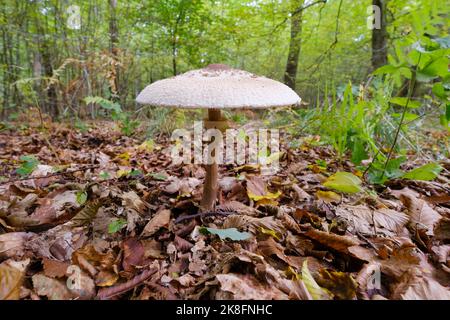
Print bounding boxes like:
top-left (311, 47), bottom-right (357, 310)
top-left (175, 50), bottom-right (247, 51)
top-left (136, 64), bottom-right (301, 211)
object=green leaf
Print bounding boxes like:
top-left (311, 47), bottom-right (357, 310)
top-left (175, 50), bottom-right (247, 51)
top-left (108, 218), bottom-right (127, 234)
top-left (99, 171), bottom-right (110, 180)
top-left (351, 139), bottom-right (368, 165)
top-left (420, 56), bottom-right (449, 78)
top-left (199, 227), bottom-right (251, 241)
top-left (129, 169), bottom-right (143, 177)
top-left (149, 172), bottom-right (168, 181)
top-left (432, 83), bottom-right (447, 100)
top-left (76, 191), bottom-right (88, 205)
top-left (402, 163), bottom-right (443, 181)
top-left (323, 172), bottom-right (362, 194)
top-left (16, 155), bottom-right (40, 176)
top-left (390, 97), bottom-right (421, 108)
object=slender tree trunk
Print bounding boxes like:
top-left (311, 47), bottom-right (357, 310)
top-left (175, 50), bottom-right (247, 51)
top-left (41, 41), bottom-right (59, 119)
top-left (109, 0), bottom-right (119, 101)
top-left (371, 0), bottom-right (388, 70)
top-left (284, 0), bottom-right (305, 91)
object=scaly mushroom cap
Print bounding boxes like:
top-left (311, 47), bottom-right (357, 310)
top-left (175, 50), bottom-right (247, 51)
top-left (136, 64), bottom-right (301, 109)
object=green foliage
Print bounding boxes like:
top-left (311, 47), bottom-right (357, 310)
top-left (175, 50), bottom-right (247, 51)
top-left (76, 191), bottom-right (88, 205)
top-left (108, 218), bottom-right (127, 234)
top-left (323, 172), bottom-right (363, 194)
top-left (84, 96), bottom-right (140, 136)
top-left (16, 155), bottom-right (40, 177)
top-left (402, 163), bottom-right (443, 181)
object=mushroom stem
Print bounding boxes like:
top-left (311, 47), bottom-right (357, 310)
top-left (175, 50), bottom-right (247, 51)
top-left (200, 108), bottom-right (221, 211)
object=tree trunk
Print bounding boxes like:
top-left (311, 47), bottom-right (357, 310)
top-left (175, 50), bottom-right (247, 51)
top-left (371, 0), bottom-right (388, 70)
top-left (109, 0), bottom-right (119, 101)
top-left (284, 0), bottom-right (305, 91)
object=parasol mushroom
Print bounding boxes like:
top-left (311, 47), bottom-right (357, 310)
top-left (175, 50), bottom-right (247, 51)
top-left (136, 64), bottom-right (301, 211)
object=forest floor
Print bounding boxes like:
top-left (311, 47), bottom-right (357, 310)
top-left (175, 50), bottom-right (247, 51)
top-left (0, 121), bottom-right (449, 300)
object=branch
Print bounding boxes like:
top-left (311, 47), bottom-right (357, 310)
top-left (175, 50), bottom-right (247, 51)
top-left (306, 0), bottom-right (343, 73)
top-left (97, 267), bottom-right (158, 300)
top-left (381, 53), bottom-right (422, 180)
top-left (270, 0), bottom-right (327, 35)
top-left (0, 165), bottom-right (99, 185)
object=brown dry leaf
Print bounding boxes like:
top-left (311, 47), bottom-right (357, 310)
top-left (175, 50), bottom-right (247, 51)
top-left (174, 235), bottom-right (193, 253)
top-left (215, 273), bottom-right (288, 300)
top-left (30, 189), bottom-right (82, 225)
top-left (216, 201), bottom-right (260, 216)
top-left (223, 214), bottom-right (285, 235)
top-left (122, 238), bottom-right (144, 273)
top-left (96, 270), bottom-right (119, 287)
top-left (335, 205), bottom-right (409, 237)
top-left (173, 273), bottom-right (196, 287)
top-left (72, 244), bottom-right (116, 276)
top-left (142, 239), bottom-right (165, 259)
top-left (0, 259), bottom-right (29, 300)
top-left (304, 229), bottom-right (361, 254)
top-left (32, 273), bottom-right (74, 300)
top-left (316, 269), bottom-right (357, 300)
top-left (246, 175), bottom-right (281, 202)
top-left (258, 237), bottom-right (290, 265)
top-left (285, 232), bottom-right (314, 256)
top-left (401, 276), bottom-right (450, 300)
top-left (120, 191), bottom-right (148, 214)
top-left (434, 217), bottom-right (450, 241)
top-left (66, 268), bottom-right (96, 299)
top-left (43, 258), bottom-right (70, 278)
top-left (26, 224), bottom-right (88, 261)
top-left (316, 191), bottom-right (341, 204)
top-left (380, 244), bottom-right (432, 279)
top-left (292, 184), bottom-right (312, 201)
top-left (0, 232), bottom-right (34, 259)
top-left (400, 194), bottom-right (442, 236)
top-left (141, 209), bottom-right (171, 237)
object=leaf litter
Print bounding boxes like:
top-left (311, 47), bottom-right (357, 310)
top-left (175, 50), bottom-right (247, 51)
top-left (0, 123), bottom-right (449, 300)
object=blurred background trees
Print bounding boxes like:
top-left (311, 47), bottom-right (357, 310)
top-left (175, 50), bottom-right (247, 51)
top-left (0, 0), bottom-right (447, 122)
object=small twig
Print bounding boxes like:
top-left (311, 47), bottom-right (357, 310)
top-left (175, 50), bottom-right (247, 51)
top-left (175, 210), bottom-right (234, 224)
top-left (96, 267), bottom-right (158, 300)
top-left (0, 165), bottom-right (99, 185)
top-left (381, 53), bottom-right (422, 180)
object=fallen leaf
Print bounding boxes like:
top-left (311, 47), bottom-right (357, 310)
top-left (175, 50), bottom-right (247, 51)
top-left (301, 260), bottom-right (332, 300)
top-left (0, 232), bottom-right (34, 259)
top-left (43, 258), bottom-right (70, 278)
top-left (141, 209), bottom-right (171, 237)
top-left (316, 190), bottom-right (341, 204)
top-left (335, 205), bottom-right (409, 237)
top-left (0, 259), bottom-right (29, 300)
top-left (122, 238), bottom-right (144, 273)
top-left (401, 276), bottom-right (450, 300)
top-left (400, 194), bottom-right (442, 236)
top-left (304, 229), bottom-right (361, 254)
top-left (32, 273), bottom-right (74, 300)
top-left (215, 273), bottom-right (288, 300)
top-left (323, 172), bottom-right (362, 194)
top-left (246, 175), bottom-right (281, 202)
top-left (402, 163), bottom-right (443, 181)
top-left (120, 191), bottom-right (148, 214)
top-left (316, 269), bottom-right (357, 300)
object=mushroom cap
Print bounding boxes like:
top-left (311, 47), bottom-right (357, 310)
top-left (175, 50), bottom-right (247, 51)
top-left (136, 64), bottom-right (301, 109)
